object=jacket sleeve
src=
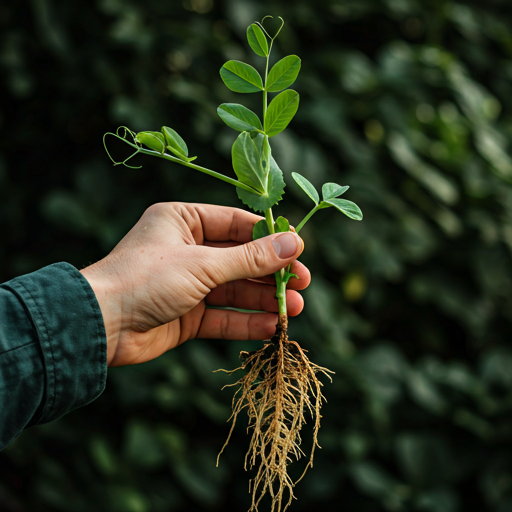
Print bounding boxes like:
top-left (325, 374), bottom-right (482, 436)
top-left (0, 262), bottom-right (107, 450)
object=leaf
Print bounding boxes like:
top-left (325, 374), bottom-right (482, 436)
top-left (237, 156), bottom-right (285, 212)
top-left (220, 61), bottom-right (264, 93)
top-left (266, 55), bottom-right (301, 92)
top-left (247, 23), bottom-right (268, 57)
top-left (162, 126), bottom-right (188, 156)
top-left (274, 216), bottom-right (290, 232)
top-left (161, 126), bottom-right (197, 162)
top-left (231, 132), bottom-right (270, 194)
top-left (264, 90), bottom-right (300, 137)
top-left (322, 182), bottom-right (349, 200)
top-left (217, 104), bottom-right (263, 132)
top-left (253, 219), bottom-right (269, 240)
top-left (135, 131), bottom-right (166, 154)
top-left (321, 198), bottom-right (363, 220)
top-left (292, 172), bottom-right (319, 205)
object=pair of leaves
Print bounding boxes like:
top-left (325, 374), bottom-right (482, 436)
top-left (292, 172), bottom-right (363, 220)
top-left (219, 56), bottom-right (301, 94)
top-left (135, 127), bottom-right (197, 163)
top-left (252, 215), bottom-right (290, 240)
top-left (218, 91), bottom-right (299, 138)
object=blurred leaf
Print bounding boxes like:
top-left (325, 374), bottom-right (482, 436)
top-left (124, 421), bottom-right (165, 469)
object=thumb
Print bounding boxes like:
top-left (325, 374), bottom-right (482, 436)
top-left (208, 232), bottom-right (304, 285)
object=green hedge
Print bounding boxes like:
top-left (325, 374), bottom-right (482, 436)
top-left (1, 1), bottom-right (512, 511)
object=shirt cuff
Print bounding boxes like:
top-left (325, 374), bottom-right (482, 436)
top-left (4, 262), bottom-right (107, 424)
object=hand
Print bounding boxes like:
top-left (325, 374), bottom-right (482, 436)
top-left (80, 202), bottom-right (309, 367)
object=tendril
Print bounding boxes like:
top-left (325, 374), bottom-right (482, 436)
top-left (256, 15), bottom-right (285, 41)
top-left (103, 128), bottom-right (143, 169)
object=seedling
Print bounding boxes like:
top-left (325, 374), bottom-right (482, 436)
top-left (104, 16), bottom-right (362, 512)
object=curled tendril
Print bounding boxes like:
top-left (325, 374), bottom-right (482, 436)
top-left (103, 126), bottom-right (142, 169)
top-left (256, 15), bottom-right (285, 41)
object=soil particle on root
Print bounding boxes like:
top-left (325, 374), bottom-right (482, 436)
top-left (216, 321), bottom-right (334, 512)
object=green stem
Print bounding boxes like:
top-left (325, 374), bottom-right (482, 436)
top-left (265, 208), bottom-right (275, 234)
top-left (263, 52), bottom-right (270, 120)
top-left (276, 277), bottom-right (287, 318)
top-left (107, 135), bottom-right (260, 195)
top-left (295, 205), bottom-right (320, 234)
top-left (265, 207), bottom-right (287, 327)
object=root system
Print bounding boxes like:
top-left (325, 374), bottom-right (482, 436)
top-left (216, 318), bottom-right (333, 512)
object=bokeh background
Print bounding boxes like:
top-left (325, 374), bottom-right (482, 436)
top-left (2, 0), bottom-right (512, 511)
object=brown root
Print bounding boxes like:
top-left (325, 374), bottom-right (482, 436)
top-left (216, 321), bottom-right (333, 512)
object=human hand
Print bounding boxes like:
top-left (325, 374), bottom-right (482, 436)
top-left (80, 202), bottom-right (309, 367)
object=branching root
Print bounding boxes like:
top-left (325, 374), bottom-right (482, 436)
top-left (216, 324), bottom-right (333, 512)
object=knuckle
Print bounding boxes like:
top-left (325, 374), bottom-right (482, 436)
top-left (243, 242), bottom-right (269, 275)
top-left (144, 202), bottom-right (175, 219)
top-left (220, 314), bottom-right (231, 339)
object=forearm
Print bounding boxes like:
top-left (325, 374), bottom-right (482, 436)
top-left (0, 263), bottom-right (108, 450)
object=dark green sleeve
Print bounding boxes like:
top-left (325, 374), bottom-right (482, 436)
top-left (0, 262), bottom-right (107, 450)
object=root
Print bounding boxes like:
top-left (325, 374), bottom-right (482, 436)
top-left (216, 322), bottom-right (333, 512)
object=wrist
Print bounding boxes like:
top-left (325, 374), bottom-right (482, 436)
top-left (80, 262), bottom-right (122, 366)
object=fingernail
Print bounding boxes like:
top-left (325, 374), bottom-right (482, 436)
top-left (272, 233), bottom-right (300, 259)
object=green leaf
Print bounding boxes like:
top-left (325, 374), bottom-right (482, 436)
top-left (253, 219), bottom-right (269, 240)
top-left (322, 182), bottom-right (349, 200)
top-left (264, 89), bottom-right (300, 137)
top-left (135, 131), bottom-right (166, 154)
top-left (292, 172), bottom-right (319, 205)
top-left (162, 126), bottom-right (188, 156)
top-left (247, 23), bottom-right (268, 57)
top-left (217, 104), bottom-right (263, 132)
top-left (231, 132), bottom-right (270, 194)
top-left (274, 216), bottom-right (290, 232)
top-left (321, 198), bottom-right (363, 220)
top-left (220, 61), bottom-right (264, 93)
top-left (160, 126), bottom-right (197, 162)
top-left (266, 55), bottom-right (301, 92)
top-left (237, 156), bottom-right (285, 212)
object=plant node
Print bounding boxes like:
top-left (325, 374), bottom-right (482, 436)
top-left (216, 319), bottom-right (333, 512)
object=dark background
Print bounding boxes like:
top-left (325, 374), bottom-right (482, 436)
top-left (2, 0), bottom-right (512, 511)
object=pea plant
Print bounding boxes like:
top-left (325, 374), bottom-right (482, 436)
top-left (104, 16), bottom-right (362, 512)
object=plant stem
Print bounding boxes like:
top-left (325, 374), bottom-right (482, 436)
top-left (295, 205), bottom-right (320, 234)
top-left (263, 53), bottom-right (270, 120)
top-left (265, 207), bottom-right (287, 328)
top-left (108, 135), bottom-right (260, 195)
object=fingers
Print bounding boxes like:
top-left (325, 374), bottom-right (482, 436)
top-left (251, 260), bottom-right (311, 290)
top-left (196, 309), bottom-right (278, 340)
top-left (185, 203), bottom-right (263, 243)
top-left (206, 280), bottom-right (304, 316)
top-left (204, 232), bottom-right (304, 286)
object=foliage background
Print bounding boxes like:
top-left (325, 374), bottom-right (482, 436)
top-left (2, 0), bottom-right (512, 511)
